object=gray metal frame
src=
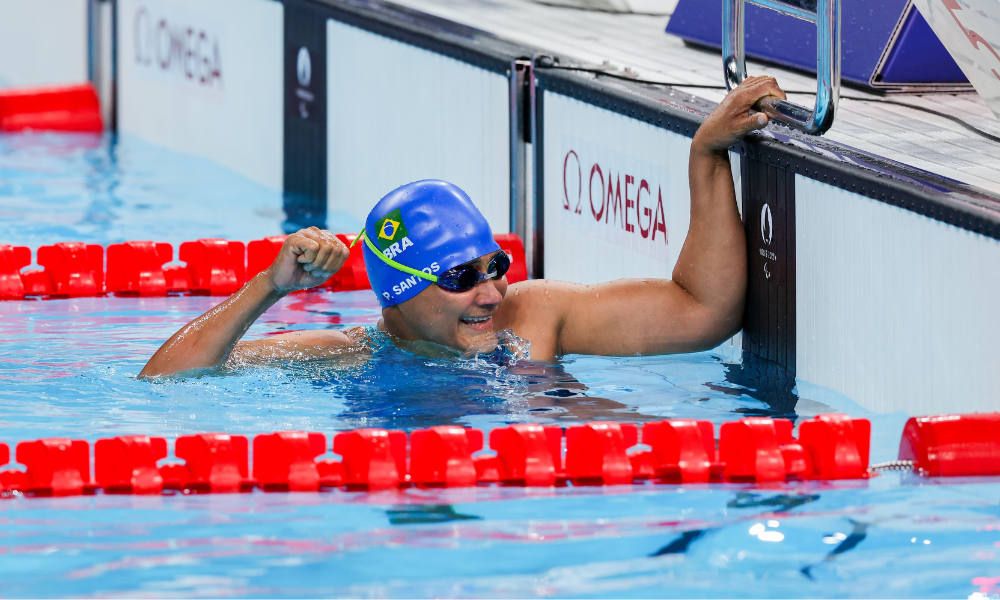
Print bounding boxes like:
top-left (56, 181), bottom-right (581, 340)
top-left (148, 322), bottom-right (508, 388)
top-left (510, 59), bottom-right (532, 252)
top-left (723, 0), bottom-right (840, 135)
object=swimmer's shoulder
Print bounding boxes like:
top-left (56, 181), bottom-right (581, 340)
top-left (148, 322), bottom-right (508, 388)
top-left (496, 279), bottom-right (580, 358)
top-left (499, 279), bottom-right (579, 316)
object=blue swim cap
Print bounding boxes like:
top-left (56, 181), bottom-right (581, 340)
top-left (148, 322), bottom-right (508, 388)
top-left (362, 180), bottom-right (501, 308)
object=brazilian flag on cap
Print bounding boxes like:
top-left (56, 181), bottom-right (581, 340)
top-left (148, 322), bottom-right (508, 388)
top-left (375, 208), bottom-right (409, 251)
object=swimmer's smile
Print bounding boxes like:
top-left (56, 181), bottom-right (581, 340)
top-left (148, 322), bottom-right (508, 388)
top-left (460, 314), bottom-right (493, 331)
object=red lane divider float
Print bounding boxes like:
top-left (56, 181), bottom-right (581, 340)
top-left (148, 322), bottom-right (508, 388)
top-left (0, 233), bottom-right (526, 299)
top-left (95, 435), bottom-right (167, 494)
top-left (637, 419), bottom-right (718, 482)
top-left (106, 241), bottom-right (173, 296)
top-left (8, 438), bottom-right (95, 496)
top-left (253, 431), bottom-right (327, 492)
top-left (0, 245), bottom-right (31, 299)
top-left (410, 426), bottom-right (482, 487)
top-left (21, 242), bottom-right (105, 297)
top-left (179, 239), bottom-right (246, 295)
top-left (486, 423), bottom-right (563, 485)
top-left (565, 422), bottom-right (637, 485)
top-left (494, 233), bottom-right (527, 284)
top-left (246, 235), bottom-right (286, 282)
top-left (170, 433), bottom-right (253, 493)
top-left (899, 413), bottom-right (1000, 477)
top-left (0, 415), bottom-right (881, 498)
top-left (332, 429), bottom-right (407, 489)
top-left (0, 83), bottom-right (103, 133)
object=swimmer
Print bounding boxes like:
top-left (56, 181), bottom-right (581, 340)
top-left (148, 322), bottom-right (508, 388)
top-left (140, 76), bottom-right (786, 377)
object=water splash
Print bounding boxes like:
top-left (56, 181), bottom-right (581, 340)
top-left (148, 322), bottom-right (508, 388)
top-left (495, 328), bottom-right (531, 363)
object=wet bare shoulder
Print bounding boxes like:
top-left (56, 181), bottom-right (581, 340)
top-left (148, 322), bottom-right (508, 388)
top-left (497, 279), bottom-right (574, 323)
top-left (496, 279), bottom-right (584, 359)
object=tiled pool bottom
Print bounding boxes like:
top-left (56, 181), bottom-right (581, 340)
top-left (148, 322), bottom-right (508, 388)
top-left (1, 291), bottom-right (996, 598)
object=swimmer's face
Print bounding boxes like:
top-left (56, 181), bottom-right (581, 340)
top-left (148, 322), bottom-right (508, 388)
top-left (383, 251), bottom-right (507, 351)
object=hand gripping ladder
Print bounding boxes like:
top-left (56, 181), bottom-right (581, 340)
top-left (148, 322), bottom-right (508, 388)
top-left (723, 0), bottom-right (840, 135)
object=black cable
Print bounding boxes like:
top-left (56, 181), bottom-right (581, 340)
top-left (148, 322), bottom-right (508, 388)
top-left (535, 62), bottom-right (1000, 144)
top-left (535, 63), bottom-right (727, 88)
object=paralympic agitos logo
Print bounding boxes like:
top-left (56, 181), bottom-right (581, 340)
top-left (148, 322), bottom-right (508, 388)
top-left (562, 149), bottom-right (667, 243)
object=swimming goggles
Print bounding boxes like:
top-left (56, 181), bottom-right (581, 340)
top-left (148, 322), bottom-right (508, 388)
top-left (351, 229), bottom-right (510, 293)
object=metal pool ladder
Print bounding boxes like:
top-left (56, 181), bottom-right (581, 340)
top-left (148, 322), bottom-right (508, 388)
top-left (723, 0), bottom-right (840, 135)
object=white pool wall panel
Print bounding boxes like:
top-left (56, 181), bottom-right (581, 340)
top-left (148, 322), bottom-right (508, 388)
top-left (326, 18), bottom-right (511, 233)
top-left (796, 177), bottom-right (1000, 414)
top-left (117, 0), bottom-right (284, 191)
top-left (0, 0), bottom-right (88, 88)
top-left (542, 92), bottom-right (693, 284)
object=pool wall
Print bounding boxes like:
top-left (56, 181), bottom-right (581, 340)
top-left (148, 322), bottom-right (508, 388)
top-left (0, 0), bottom-right (89, 90)
top-left (324, 11), bottom-right (519, 236)
top-left (117, 0), bottom-right (284, 191)
top-left (535, 69), bottom-right (1000, 413)
top-left (4, 0), bottom-right (1000, 415)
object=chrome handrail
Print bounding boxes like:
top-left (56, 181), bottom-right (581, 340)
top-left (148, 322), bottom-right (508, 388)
top-left (722, 0), bottom-right (840, 135)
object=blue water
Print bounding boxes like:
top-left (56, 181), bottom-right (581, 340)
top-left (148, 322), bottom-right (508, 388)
top-left (0, 132), bottom-right (286, 251)
top-left (1, 132), bottom-right (996, 598)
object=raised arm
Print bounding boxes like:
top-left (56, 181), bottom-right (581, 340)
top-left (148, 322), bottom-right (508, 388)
top-left (139, 227), bottom-right (351, 377)
top-left (513, 76), bottom-right (786, 358)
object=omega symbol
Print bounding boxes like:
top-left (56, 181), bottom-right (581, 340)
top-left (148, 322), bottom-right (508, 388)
top-left (296, 47), bottom-right (311, 87)
top-left (760, 203), bottom-right (773, 245)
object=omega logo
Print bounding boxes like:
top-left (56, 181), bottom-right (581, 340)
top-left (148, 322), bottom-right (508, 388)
top-left (296, 47), bottom-right (311, 87)
top-left (760, 203), bottom-right (773, 245)
top-left (132, 6), bottom-right (223, 86)
top-left (562, 150), bottom-right (581, 214)
top-left (561, 149), bottom-right (667, 243)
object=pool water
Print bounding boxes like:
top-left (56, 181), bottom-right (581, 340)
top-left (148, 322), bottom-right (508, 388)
top-left (1, 132), bottom-right (999, 598)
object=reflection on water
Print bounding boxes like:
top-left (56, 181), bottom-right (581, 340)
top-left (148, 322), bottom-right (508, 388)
top-left (727, 492), bottom-right (821, 510)
top-left (299, 332), bottom-right (646, 428)
top-left (0, 132), bottom-right (286, 251)
top-left (0, 291), bottom-right (848, 440)
top-left (800, 520), bottom-right (869, 579)
top-left (1, 475), bottom-right (997, 598)
top-left (386, 504), bottom-right (482, 525)
top-left (723, 353), bottom-right (800, 419)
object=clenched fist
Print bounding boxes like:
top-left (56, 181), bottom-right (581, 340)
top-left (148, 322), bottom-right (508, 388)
top-left (265, 227), bottom-right (350, 293)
